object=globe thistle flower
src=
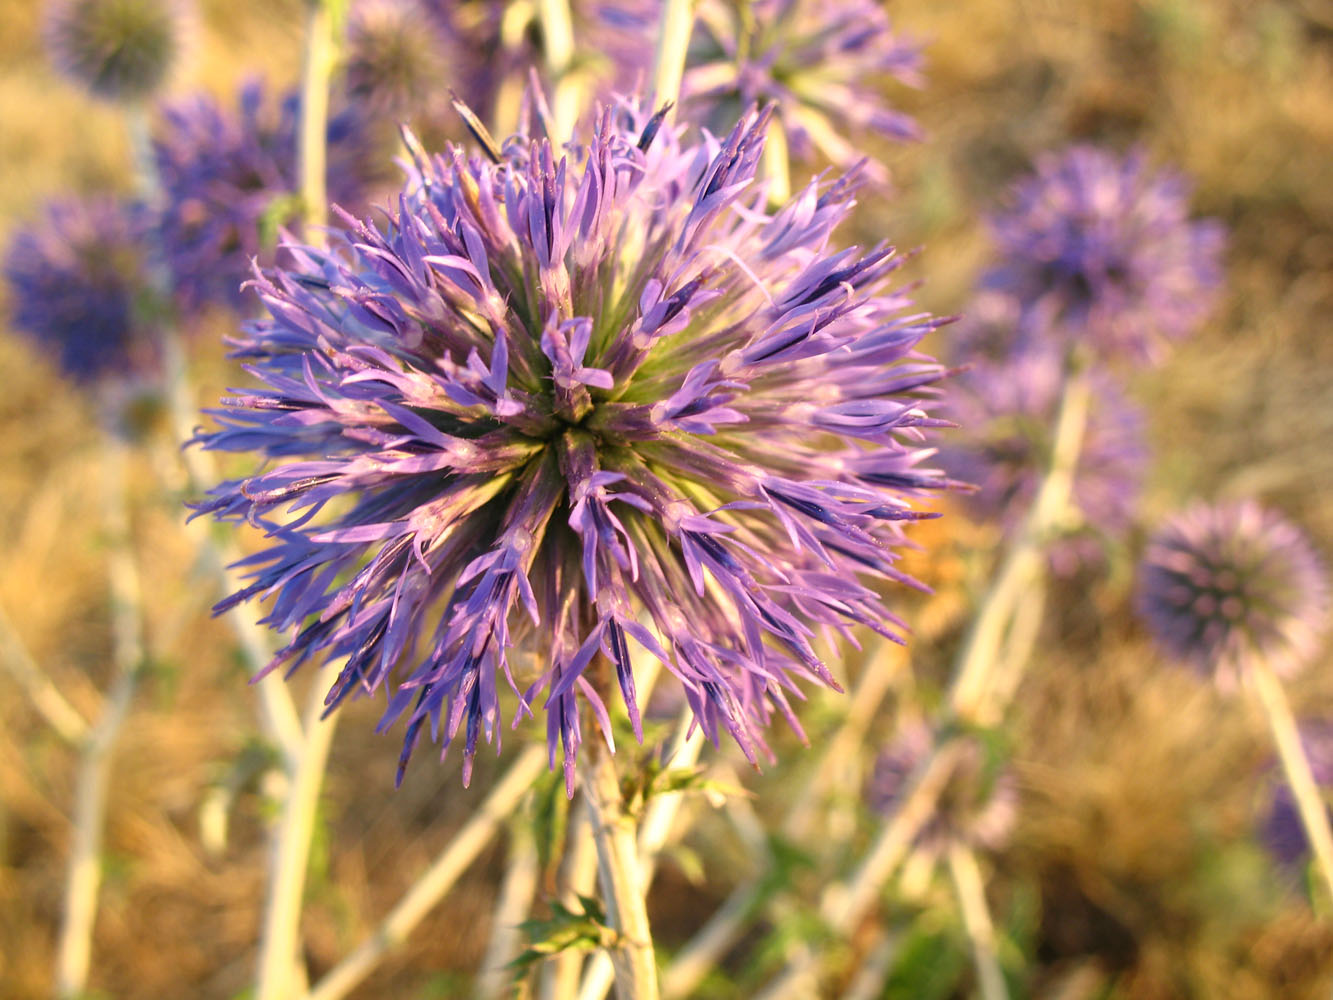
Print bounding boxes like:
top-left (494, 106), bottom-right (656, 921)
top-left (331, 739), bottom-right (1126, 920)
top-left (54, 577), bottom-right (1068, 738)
top-left (153, 80), bottom-right (376, 312)
top-left (44, 0), bottom-right (192, 103)
top-left (1137, 501), bottom-right (1329, 688)
top-left (869, 723), bottom-right (1017, 854)
top-left (194, 99), bottom-right (952, 790)
top-left (935, 317), bottom-right (1148, 573)
top-left (4, 195), bottom-right (158, 385)
top-left (1263, 723), bottom-right (1333, 870)
top-left (683, 0), bottom-right (922, 175)
top-left (344, 0), bottom-right (454, 119)
top-left (984, 146), bottom-right (1225, 364)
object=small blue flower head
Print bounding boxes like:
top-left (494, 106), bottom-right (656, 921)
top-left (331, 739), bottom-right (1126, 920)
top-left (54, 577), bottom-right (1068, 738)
top-left (984, 146), bottom-right (1225, 364)
top-left (44, 0), bottom-right (193, 102)
top-left (684, 0), bottom-right (922, 176)
top-left (937, 304), bottom-right (1148, 574)
top-left (1138, 501), bottom-right (1329, 689)
top-left (194, 98), bottom-right (954, 791)
top-left (345, 0), bottom-right (454, 119)
top-left (4, 195), bottom-right (158, 386)
top-left (870, 722), bottom-right (1017, 854)
top-left (1263, 723), bottom-right (1333, 871)
top-left (153, 79), bottom-right (376, 312)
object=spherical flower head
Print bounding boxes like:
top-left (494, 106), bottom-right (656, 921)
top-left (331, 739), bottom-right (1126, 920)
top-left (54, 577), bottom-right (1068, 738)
top-left (345, 0), bottom-right (453, 118)
top-left (936, 315), bottom-right (1148, 574)
top-left (194, 98), bottom-right (953, 791)
top-left (4, 195), bottom-right (158, 386)
top-left (1263, 723), bottom-right (1333, 870)
top-left (984, 146), bottom-right (1225, 364)
top-left (1137, 501), bottom-right (1329, 688)
top-left (153, 80), bottom-right (376, 312)
top-left (44, 0), bottom-right (192, 103)
top-left (683, 0), bottom-right (922, 176)
top-left (869, 723), bottom-right (1017, 853)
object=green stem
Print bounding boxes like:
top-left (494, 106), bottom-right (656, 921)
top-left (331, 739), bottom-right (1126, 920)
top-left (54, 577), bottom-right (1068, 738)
top-left (1251, 660), bottom-right (1333, 904)
top-left (580, 742), bottom-right (659, 1000)
top-left (298, 0), bottom-right (336, 235)
top-left (946, 841), bottom-right (1009, 1000)
top-left (651, 0), bottom-right (694, 109)
top-left (55, 435), bottom-right (145, 999)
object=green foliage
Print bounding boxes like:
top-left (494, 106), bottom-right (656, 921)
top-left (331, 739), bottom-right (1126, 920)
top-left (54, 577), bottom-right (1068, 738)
top-left (510, 895), bottom-right (615, 975)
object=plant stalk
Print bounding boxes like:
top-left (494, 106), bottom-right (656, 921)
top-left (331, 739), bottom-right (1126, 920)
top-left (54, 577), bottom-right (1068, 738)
top-left (651, 0), bottom-right (694, 109)
top-left (946, 841), bottom-right (1009, 1000)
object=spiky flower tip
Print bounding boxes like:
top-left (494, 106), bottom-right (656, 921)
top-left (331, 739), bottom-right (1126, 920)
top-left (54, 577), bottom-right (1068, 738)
top-left (3, 195), bottom-right (158, 385)
top-left (345, 0), bottom-right (453, 118)
top-left (983, 146), bottom-right (1225, 364)
top-left (684, 0), bottom-right (922, 175)
top-left (153, 80), bottom-right (376, 312)
top-left (193, 99), bottom-right (953, 791)
top-left (1263, 723), bottom-right (1333, 870)
top-left (1137, 502), bottom-right (1329, 689)
top-left (936, 317), bottom-right (1148, 574)
top-left (44, 0), bottom-right (192, 102)
top-left (869, 723), bottom-right (1017, 853)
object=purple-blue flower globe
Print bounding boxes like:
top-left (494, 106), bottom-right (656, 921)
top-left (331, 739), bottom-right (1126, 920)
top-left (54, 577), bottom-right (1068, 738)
top-left (984, 146), bottom-right (1225, 364)
top-left (194, 101), bottom-right (952, 789)
top-left (1138, 501), bottom-right (1329, 689)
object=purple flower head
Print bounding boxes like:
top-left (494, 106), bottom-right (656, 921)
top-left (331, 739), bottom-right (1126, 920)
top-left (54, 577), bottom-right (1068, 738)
top-left (936, 314), bottom-right (1148, 573)
top-left (4, 195), bottom-right (159, 386)
top-left (153, 79), bottom-right (377, 312)
top-left (984, 146), bottom-right (1225, 364)
top-left (345, 0), bottom-right (454, 119)
top-left (1263, 723), bottom-right (1333, 870)
top-left (44, 0), bottom-right (193, 102)
top-left (683, 0), bottom-right (922, 176)
top-left (870, 722), bottom-right (1017, 854)
top-left (1138, 501), bottom-right (1329, 688)
top-left (193, 98), bottom-right (953, 792)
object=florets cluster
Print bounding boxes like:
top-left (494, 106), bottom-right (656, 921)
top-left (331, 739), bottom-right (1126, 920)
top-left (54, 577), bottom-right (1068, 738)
top-left (195, 102), bottom-right (951, 789)
top-left (684, 0), bottom-right (921, 174)
top-left (153, 80), bottom-right (375, 311)
top-left (870, 723), bottom-right (1017, 853)
top-left (3, 195), bottom-right (156, 384)
top-left (984, 146), bottom-right (1225, 363)
top-left (345, 0), bottom-right (453, 118)
top-left (44, 0), bottom-right (192, 102)
top-left (1137, 501), bottom-right (1329, 687)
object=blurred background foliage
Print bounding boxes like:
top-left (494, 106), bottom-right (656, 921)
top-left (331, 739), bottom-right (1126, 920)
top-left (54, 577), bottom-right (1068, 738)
top-left (1, 0), bottom-right (1332, 997)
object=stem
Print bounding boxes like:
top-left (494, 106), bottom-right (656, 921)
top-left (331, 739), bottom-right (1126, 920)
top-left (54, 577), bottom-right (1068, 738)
top-left (1251, 660), bottom-right (1333, 903)
top-left (541, 801), bottom-right (600, 1000)
top-left (841, 927), bottom-right (899, 1000)
top-left (298, 0), bottom-right (335, 235)
top-left (475, 820), bottom-right (541, 1000)
top-left (651, 0), bottom-right (694, 109)
top-left (255, 681), bottom-right (340, 1000)
top-left (761, 116), bottom-right (791, 207)
top-left (537, 0), bottom-right (580, 142)
top-left (949, 368), bottom-right (1091, 721)
top-left (55, 436), bottom-right (145, 999)
top-left (661, 642), bottom-right (900, 1000)
top-left (946, 841), bottom-right (1009, 1000)
top-left (579, 743), bottom-right (659, 1000)
top-left (305, 745), bottom-right (546, 1000)
top-left (0, 603), bottom-right (89, 747)
top-left (578, 711), bottom-right (703, 1000)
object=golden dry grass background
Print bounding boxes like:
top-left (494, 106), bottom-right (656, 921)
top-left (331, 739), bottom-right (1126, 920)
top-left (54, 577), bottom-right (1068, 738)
top-left (1, 0), bottom-right (1332, 997)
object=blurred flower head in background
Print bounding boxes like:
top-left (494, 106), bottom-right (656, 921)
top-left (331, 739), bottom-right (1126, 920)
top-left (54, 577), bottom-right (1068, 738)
top-left (870, 722), bottom-right (1018, 853)
top-left (1264, 723), bottom-right (1333, 871)
top-left (984, 145), bottom-right (1225, 364)
top-left (1138, 501), bottom-right (1329, 688)
top-left (937, 321), bottom-right (1148, 574)
top-left (194, 98), bottom-right (952, 791)
top-left (344, 0), bottom-right (454, 119)
top-left (684, 0), bottom-right (921, 175)
top-left (44, 0), bottom-right (193, 102)
top-left (153, 79), bottom-right (377, 312)
top-left (3, 195), bottom-right (159, 387)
